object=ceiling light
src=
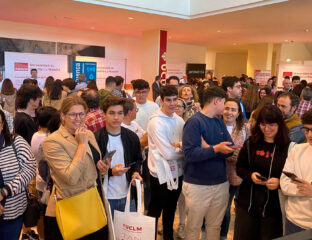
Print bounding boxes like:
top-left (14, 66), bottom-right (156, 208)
top-left (216, 30), bottom-right (221, 33)
top-left (284, 40), bottom-right (288, 42)
top-left (90, 26), bottom-right (95, 30)
top-left (128, 17), bottom-right (134, 20)
top-left (305, 28), bottom-right (309, 32)
top-left (233, 43), bottom-right (237, 45)
top-left (286, 58), bottom-right (291, 62)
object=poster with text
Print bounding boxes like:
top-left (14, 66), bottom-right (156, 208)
top-left (166, 63), bottom-right (186, 79)
top-left (277, 63), bottom-right (312, 87)
top-left (4, 52), bottom-right (68, 89)
top-left (76, 56), bottom-right (126, 89)
top-left (254, 70), bottom-right (271, 84)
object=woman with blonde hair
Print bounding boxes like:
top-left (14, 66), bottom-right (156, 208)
top-left (178, 85), bottom-right (200, 121)
top-left (43, 95), bottom-right (112, 239)
top-left (242, 84), bottom-right (259, 119)
top-left (1, 78), bottom-right (16, 116)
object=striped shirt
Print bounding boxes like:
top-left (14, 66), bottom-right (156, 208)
top-left (0, 135), bottom-right (36, 220)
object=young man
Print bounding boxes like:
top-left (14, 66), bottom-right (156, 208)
top-left (277, 92), bottom-right (305, 143)
top-left (62, 78), bottom-right (77, 96)
top-left (98, 76), bottom-right (116, 109)
top-left (155, 76), bottom-right (180, 107)
top-left (147, 85), bottom-right (185, 240)
top-left (283, 76), bottom-right (292, 92)
top-left (296, 87), bottom-right (312, 118)
top-left (95, 96), bottom-right (143, 219)
top-left (81, 89), bottom-right (106, 132)
top-left (132, 79), bottom-right (159, 131)
top-left (291, 75), bottom-right (300, 89)
top-left (182, 86), bottom-right (234, 240)
top-left (280, 109), bottom-right (312, 235)
top-left (221, 76), bottom-right (247, 120)
top-left (111, 76), bottom-right (126, 98)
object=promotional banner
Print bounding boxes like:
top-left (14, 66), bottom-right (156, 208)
top-left (166, 63), bottom-right (186, 79)
top-left (158, 30), bottom-right (167, 80)
top-left (254, 70), bottom-right (271, 84)
top-left (72, 61), bottom-right (97, 82)
top-left (277, 63), bottom-right (312, 87)
top-left (4, 52), bottom-right (68, 89)
top-left (75, 56), bottom-right (126, 89)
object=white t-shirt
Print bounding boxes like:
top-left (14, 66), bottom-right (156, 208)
top-left (121, 121), bottom-right (145, 139)
top-left (30, 132), bottom-right (48, 192)
top-left (135, 101), bottom-right (159, 131)
top-left (106, 133), bottom-right (128, 199)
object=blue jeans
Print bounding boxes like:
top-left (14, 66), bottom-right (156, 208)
top-left (285, 218), bottom-right (305, 235)
top-left (0, 215), bottom-right (23, 240)
top-left (108, 197), bottom-right (136, 219)
top-left (220, 185), bottom-right (239, 238)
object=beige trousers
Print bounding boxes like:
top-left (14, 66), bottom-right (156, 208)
top-left (183, 181), bottom-right (229, 240)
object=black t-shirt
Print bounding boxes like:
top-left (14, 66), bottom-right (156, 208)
top-left (14, 112), bottom-right (38, 144)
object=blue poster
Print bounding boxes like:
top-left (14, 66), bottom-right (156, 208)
top-left (72, 61), bottom-right (97, 82)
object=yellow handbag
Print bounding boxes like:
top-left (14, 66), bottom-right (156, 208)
top-left (55, 186), bottom-right (107, 240)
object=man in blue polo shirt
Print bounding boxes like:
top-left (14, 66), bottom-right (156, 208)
top-left (182, 86), bottom-right (234, 240)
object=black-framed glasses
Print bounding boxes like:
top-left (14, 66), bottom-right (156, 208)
top-left (301, 127), bottom-right (312, 134)
top-left (67, 112), bottom-right (86, 120)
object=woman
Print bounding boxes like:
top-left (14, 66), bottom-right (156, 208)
top-left (220, 98), bottom-right (250, 240)
top-left (1, 78), bottom-right (16, 116)
top-left (259, 87), bottom-right (271, 100)
top-left (43, 76), bottom-right (54, 96)
top-left (249, 95), bottom-right (274, 128)
top-left (175, 98), bottom-right (187, 120)
top-left (0, 109), bottom-right (36, 239)
top-left (178, 85), bottom-right (200, 121)
top-left (43, 96), bottom-right (111, 239)
top-left (43, 79), bottom-right (67, 110)
top-left (242, 84), bottom-right (259, 119)
top-left (234, 105), bottom-right (290, 240)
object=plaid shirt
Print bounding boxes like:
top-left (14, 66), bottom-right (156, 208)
top-left (296, 100), bottom-right (312, 118)
top-left (85, 107), bottom-right (106, 132)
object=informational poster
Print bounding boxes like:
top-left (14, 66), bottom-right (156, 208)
top-left (4, 52), bottom-right (68, 89)
top-left (75, 56), bottom-right (126, 89)
top-left (72, 61), bottom-right (97, 82)
top-left (277, 63), bottom-right (312, 87)
top-left (254, 70), bottom-right (271, 84)
top-left (166, 63), bottom-right (186, 79)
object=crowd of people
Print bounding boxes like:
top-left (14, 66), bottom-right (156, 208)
top-left (0, 69), bottom-right (311, 240)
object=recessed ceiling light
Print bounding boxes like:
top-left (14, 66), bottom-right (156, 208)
top-left (90, 26), bottom-right (95, 30)
top-left (233, 43), bottom-right (237, 45)
top-left (169, 36), bottom-right (172, 39)
top-left (305, 28), bottom-right (309, 32)
top-left (128, 17), bottom-right (134, 20)
top-left (284, 40), bottom-right (288, 42)
top-left (216, 30), bottom-right (221, 33)
top-left (286, 58), bottom-right (291, 62)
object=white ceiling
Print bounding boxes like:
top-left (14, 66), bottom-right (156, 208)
top-left (1, 0), bottom-right (312, 49)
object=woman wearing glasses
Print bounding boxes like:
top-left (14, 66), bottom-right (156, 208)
top-left (43, 96), bottom-right (111, 240)
top-left (234, 105), bottom-right (290, 240)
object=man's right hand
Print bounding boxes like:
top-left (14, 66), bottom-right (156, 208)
top-left (213, 142), bottom-right (234, 154)
top-left (112, 163), bottom-right (130, 176)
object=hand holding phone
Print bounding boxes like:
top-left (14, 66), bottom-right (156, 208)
top-left (283, 171), bottom-right (302, 183)
top-left (231, 145), bottom-right (243, 150)
top-left (256, 175), bottom-right (268, 181)
top-left (251, 172), bottom-right (267, 185)
top-left (102, 150), bottom-right (116, 164)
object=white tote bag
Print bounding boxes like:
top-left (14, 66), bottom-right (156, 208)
top-left (114, 179), bottom-right (156, 240)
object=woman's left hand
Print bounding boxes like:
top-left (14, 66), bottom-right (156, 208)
top-left (266, 177), bottom-right (280, 190)
top-left (131, 172), bottom-right (143, 186)
top-left (97, 158), bottom-right (111, 174)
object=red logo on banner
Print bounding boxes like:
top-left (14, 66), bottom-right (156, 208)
top-left (159, 30), bottom-right (167, 80)
top-left (283, 72), bottom-right (293, 77)
top-left (14, 62), bottom-right (28, 71)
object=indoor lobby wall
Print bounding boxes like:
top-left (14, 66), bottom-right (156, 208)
top-left (214, 52), bottom-right (247, 79)
top-left (0, 20), bottom-right (207, 85)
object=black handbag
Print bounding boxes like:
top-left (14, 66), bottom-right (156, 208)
top-left (11, 138), bottom-right (41, 227)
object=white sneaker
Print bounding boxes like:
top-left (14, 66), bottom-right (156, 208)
top-left (177, 224), bottom-right (185, 239)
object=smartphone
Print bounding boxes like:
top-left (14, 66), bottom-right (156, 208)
top-left (232, 145), bottom-right (243, 150)
top-left (124, 162), bottom-right (136, 168)
top-left (103, 150), bottom-right (116, 162)
top-left (283, 171), bottom-right (301, 182)
top-left (256, 175), bottom-right (268, 181)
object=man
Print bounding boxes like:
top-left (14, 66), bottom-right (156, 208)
top-left (111, 76), bottom-right (126, 98)
top-left (75, 73), bottom-right (87, 90)
top-left (98, 76), bottom-right (116, 109)
top-left (95, 96), bottom-right (143, 219)
top-left (291, 75), bottom-right (300, 89)
top-left (132, 79), bottom-right (159, 131)
top-left (30, 68), bottom-right (43, 89)
top-left (221, 76), bottom-right (247, 120)
top-left (283, 76), bottom-right (292, 92)
top-left (81, 89), bottom-right (106, 132)
top-left (277, 92), bottom-right (305, 143)
top-left (155, 76), bottom-right (180, 107)
top-left (280, 109), bottom-right (312, 235)
top-left (147, 85), bottom-right (185, 240)
top-left (152, 75), bottom-right (162, 101)
top-left (182, 86), bottom-right (234, 240)
top-left (62, 78), bottom-right (77, 96)
top-left (296, 87), bottom-right (312, 118)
